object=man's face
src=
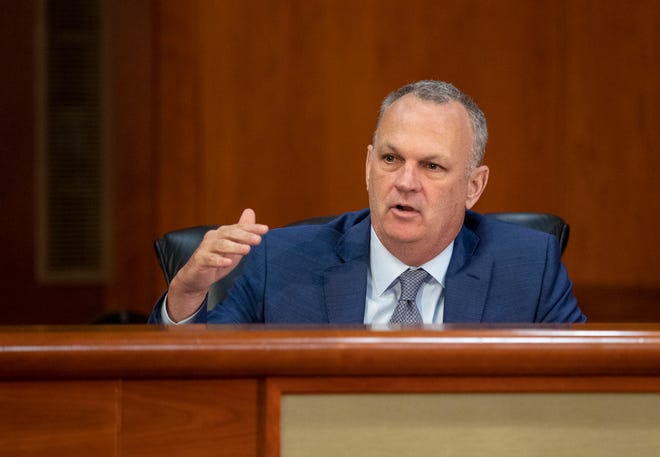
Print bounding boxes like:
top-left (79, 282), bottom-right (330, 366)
top-left (366, 94), bottom-right (488, 265)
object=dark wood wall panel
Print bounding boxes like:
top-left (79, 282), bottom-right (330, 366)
top-left (155, 1), bottom-right (205, 231)
top-left (561, 0), bottom-right (660, 286)
top-left (107, 0), bottom-right (162, 318)
top-left (143, 0), bottom-right (658, 318)
top-left (0, 0), bottom-right (657, 322)
top-left (0, 0), bottom-right (106, 324)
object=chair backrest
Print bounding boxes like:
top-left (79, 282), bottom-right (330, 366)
top-left (487, 212), bottom-right (570, 255)
top-left (154, 212), bottom-right (569, 306)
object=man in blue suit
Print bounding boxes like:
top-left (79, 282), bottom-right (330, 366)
top-left (150, 80), bottom-right (585, 324)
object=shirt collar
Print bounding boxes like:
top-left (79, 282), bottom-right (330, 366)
top-left (369, 226), bottom-right (454, 297)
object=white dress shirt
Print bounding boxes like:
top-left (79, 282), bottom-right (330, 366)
top-left (365, 227), bottom-right (453, 324)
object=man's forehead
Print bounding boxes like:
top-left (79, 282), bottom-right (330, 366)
top-left (378, 96), bottom-right (468, 132)
top-left (389, 94), bottom-right (464, 116)
top-left (373, 96), bottom-right (473, 160)
top-left (378, 98), bottom-right (469, 134)
top-left (379, 141), bottom-right (449, 162)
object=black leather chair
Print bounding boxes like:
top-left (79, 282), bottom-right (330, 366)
top-left (154, 213), bottom-right (569, 306)
top-left (91, 309), bottom-right (150, 324)
top-left (488, 212), bottom-right (570, 254)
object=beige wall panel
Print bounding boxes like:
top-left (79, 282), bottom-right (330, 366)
top-left (283, 393), bottom-right (660, 456)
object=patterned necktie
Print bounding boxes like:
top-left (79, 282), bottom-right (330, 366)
top-left (390, 268), bottom-right (429, 325)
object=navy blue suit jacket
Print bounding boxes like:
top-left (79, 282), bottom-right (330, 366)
top-left (149, 209), bottom-right (585, 324)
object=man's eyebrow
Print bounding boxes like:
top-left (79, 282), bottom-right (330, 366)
top-left (382, 142), bottom-right (446, 162)
top-left (420, 153), bottom-right (446, 162)
top-left (381, 142), bottom-right (399, 154)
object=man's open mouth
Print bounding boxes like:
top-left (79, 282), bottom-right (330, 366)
top-left (394, 204), bottom-right (417, 212)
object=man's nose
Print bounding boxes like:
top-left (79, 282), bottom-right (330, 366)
top-left (394, 164), bottom-right (422, 192)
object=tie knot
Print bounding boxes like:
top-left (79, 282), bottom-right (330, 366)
top-left (398, 268), bottom-right (430, 302)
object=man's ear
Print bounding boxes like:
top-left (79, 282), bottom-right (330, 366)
top-left (365, 145), bottom-right (374, 190)
top-left (465, 165), bottom-right (489, 209)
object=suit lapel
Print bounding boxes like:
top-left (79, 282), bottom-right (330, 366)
top-left (320, 211), bottom-right (494, 324)
top-left (443, 224), bottom-right (494, 323)
top-left (323, 215), bottom-right (371, 324)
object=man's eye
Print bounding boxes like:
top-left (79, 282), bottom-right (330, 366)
top-left (426, 162), bottom-right (440, 170)
top-left (383, 154), bottom-right (395, 163)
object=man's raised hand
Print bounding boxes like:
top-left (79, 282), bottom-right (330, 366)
top-left (166, 208), bottom-right (269, 322)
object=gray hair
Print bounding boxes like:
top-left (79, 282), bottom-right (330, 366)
top-left (374, 80), bottom-right (488, 171)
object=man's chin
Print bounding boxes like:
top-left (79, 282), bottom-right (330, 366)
top-left (381, 226), bottom-right (424, 246)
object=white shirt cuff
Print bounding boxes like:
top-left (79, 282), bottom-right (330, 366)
top-left (161, 293), bottom-right (202, 324)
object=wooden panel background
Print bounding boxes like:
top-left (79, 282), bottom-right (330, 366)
top-left (0, 0), bottom-right (658, 323)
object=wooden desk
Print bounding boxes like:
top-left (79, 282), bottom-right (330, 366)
top-left (1, 325), bottom-right (660, 456)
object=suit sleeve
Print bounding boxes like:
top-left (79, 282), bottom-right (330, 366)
top-left (205, 236), bottom-right (268, 323)
top-left (146, 292), bottom-right (166, 324)
top-left (536, 236), bottom-right (586, 323)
